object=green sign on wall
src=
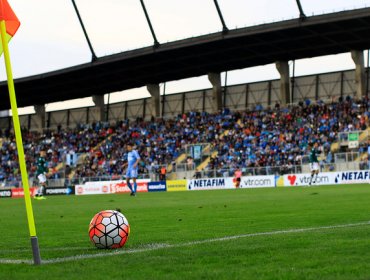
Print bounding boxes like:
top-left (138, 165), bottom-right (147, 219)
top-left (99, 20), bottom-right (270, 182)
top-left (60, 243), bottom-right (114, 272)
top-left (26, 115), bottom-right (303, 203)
top-left (348, 132), bottom-right (359, 148)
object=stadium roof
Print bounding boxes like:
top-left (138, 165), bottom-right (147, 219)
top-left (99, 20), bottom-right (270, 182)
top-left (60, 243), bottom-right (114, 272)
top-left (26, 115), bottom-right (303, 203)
top-left (1, 7), bottom-right (370, 110)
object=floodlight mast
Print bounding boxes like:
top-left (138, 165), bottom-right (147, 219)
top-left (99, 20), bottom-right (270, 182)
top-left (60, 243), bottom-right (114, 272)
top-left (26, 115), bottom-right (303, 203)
top-left (140, 0), bottom-right (160, 48)
top-left (295, 0), bottom-right (306, 20)
top-left (71, 0), bottom-right (98, 62)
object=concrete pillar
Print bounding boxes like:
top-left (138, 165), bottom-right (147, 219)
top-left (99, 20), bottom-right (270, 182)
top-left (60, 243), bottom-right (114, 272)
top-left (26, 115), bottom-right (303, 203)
top-left (34, 105), bottom-right (45, 132)
top-left (208, 72), bottom-right (223, 111)
top-left (147, 84), bottom-right (160, 117)
top-left (275, 61), bottom-right (290, 105)
top-left (92, 95), bottom-right (105, 122)
top-left (351, 50), bottom-right (366, 99)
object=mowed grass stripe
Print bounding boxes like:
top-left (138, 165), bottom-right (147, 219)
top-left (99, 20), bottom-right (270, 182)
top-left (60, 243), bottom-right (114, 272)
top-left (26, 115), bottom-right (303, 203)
top-left (0, 220), bottom-right (368, 265)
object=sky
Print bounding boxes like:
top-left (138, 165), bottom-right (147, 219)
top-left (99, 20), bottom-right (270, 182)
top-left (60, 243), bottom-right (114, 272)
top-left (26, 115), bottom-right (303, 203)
top-left (3, 0), bottom-right (370, 114)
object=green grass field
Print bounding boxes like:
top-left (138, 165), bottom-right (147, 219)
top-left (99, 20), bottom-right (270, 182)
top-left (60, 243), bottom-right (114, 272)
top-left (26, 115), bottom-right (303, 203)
top-left (0, 184), bottom-right (370, 279)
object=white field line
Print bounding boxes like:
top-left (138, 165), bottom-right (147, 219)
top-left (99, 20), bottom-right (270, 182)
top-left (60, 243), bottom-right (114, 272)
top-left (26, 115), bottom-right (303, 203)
top-left (0, 220), bottom-right (369, 265)
top-left (0, 247), bottom-right (94, 253)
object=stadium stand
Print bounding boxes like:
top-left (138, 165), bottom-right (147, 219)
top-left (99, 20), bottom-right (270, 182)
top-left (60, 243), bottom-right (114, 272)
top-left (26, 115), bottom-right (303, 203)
top-left (1, 6), bottom-right (370, 188)
top-left (1, 95), bottom-right (369, 187)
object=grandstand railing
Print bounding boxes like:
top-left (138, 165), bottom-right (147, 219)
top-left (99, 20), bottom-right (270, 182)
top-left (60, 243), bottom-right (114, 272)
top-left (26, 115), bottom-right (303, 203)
top-left (67, 160), bottom-right (364, 182)
top-left (0, 151), bottom-right (367, 188)
top-left (179, 161), bottom-right (364, 179)
top-left (334, 152), bottom-right (360, 163)
top-left (67, 173), bottom-right (151, 186)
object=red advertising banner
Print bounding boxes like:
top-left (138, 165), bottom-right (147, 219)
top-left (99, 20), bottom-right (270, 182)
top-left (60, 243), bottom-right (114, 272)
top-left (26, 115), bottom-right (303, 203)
top-left (11, 187), bottom-right (37, 198)
top-left (75, 180), bottom-right (149, 196)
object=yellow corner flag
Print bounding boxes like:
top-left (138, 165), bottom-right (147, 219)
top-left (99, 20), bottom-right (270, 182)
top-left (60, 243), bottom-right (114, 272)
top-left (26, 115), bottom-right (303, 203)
top-left (0, 0), bottom-right (41, 265)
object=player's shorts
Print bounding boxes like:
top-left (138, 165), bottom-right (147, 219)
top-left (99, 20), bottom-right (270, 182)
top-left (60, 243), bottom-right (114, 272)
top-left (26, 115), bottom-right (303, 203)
top-left (126, 168), bottom-right (138, 179)
top-left (236, 177), bottom-right (241, 182)
top-left (37, 173), bottom-right (47, 184)
top-left (309, 162), bottom-right (319, 172)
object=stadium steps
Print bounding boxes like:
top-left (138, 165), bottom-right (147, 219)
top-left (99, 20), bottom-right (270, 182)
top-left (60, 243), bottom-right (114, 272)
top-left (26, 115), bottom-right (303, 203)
top-left (166, 153), bottom-right (187, 180)
top-left (167, 127), bottom-right (230, 179)
top-left (68, 152), bottom-right (91, 180)
top-left (48, 161), bottom-right (64, 176)
top-left (330, 142), bottom-right (339, 153)
top-left (69, 133), bottom-right (116, 180)
top-left (194, 129), bottom-right (230, 172)
top-left (196, 151), bottom-right (218, 171)
top-left (167, 132), bottom-right (227, 179)
top-left (358, 127), bottom-right (370, 144)
top-left (193, 117), bottom-right (242, 173)
top-left (68, 152), bottom-right (101, 180)
top-left (358, 152), bottom-right (368, 161)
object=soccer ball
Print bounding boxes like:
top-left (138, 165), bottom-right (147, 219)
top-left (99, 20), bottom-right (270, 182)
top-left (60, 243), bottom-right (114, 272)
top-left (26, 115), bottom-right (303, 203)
top-left (89, 210), bottom-right (130, 249)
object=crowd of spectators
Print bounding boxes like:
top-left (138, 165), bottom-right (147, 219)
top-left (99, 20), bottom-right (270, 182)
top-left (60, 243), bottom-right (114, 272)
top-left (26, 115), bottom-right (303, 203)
top-left (0, 124), bottom-right (113, 186)
top-left (74, 111), bottom-right (235, 180)
top-left (0, 96), bottom-right (369, 185)
top-left (206, 96), bottom-right (370, 176)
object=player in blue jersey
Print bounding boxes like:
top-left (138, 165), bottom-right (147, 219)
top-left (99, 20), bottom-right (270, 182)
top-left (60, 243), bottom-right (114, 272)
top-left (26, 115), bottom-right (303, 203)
top-left (123, 143), bottom-right (141, 196)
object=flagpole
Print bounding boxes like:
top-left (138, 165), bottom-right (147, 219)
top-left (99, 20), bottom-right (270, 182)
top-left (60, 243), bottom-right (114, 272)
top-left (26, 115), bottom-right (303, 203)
top-left (0, 19), bottom-right (41, 265)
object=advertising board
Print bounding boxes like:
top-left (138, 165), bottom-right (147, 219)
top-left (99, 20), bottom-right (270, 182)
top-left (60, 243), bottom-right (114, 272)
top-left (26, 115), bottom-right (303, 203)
top-left (239, 175), bottom-right (275, 188)
top-left (148, 182), bottom-right (166, 192)
top-left (75, 179), bottom-right (149, 195)
top-left (166, 180), bottom-right (187, 192)
top-left (187, 177), bottom-right (234, 190)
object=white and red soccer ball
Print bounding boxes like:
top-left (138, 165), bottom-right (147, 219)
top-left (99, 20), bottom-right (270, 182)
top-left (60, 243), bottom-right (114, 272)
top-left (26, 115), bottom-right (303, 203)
top-left (89, 210), bottom-right (130, 249)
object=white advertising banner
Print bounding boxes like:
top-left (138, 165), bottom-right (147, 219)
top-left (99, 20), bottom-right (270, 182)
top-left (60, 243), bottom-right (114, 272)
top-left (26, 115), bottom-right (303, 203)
top-left (239, 175), bottom-right (275, 188)
top-left (336, 170), bottom-right (370, 184)
top-left (187, 175), bottom-right (275, 190)
top-left (283, 172), bottom-right (338, 187)
top-left (75, 179), bottom-right (150, 195)
top-left (187, 177), bottom-right (234, 190)
top-left (280, 170), bottom-right (370, 187)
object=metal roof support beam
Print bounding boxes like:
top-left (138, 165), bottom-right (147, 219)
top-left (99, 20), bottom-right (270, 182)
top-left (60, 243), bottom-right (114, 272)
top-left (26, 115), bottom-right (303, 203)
top-left (34, 105), bottom-right (45, 133)
top-left (92, 95), bottom-right (105, 122)
top-left (208, 72), bottom-right (223, 111)
top-left (291, 60), bottom-right (296, 102)
top-left (275, 61), bottom-right (291, 105)
top-left (351, 50), bottom-right (366, 99)
top-left (367, 50), bottom-right (370, 97)
top-left (213, 0), bottom-right (228, 34)
top-left (162, 83), bottom-right (166, 117)
top-left (71, 0), bottom-right (98, 62)
top-left (295, 0), bottom-right (306, 20)
top-left (147, 84), bottom-right (161, 117)
top-left (140, 0), bottom-right (160, 48)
